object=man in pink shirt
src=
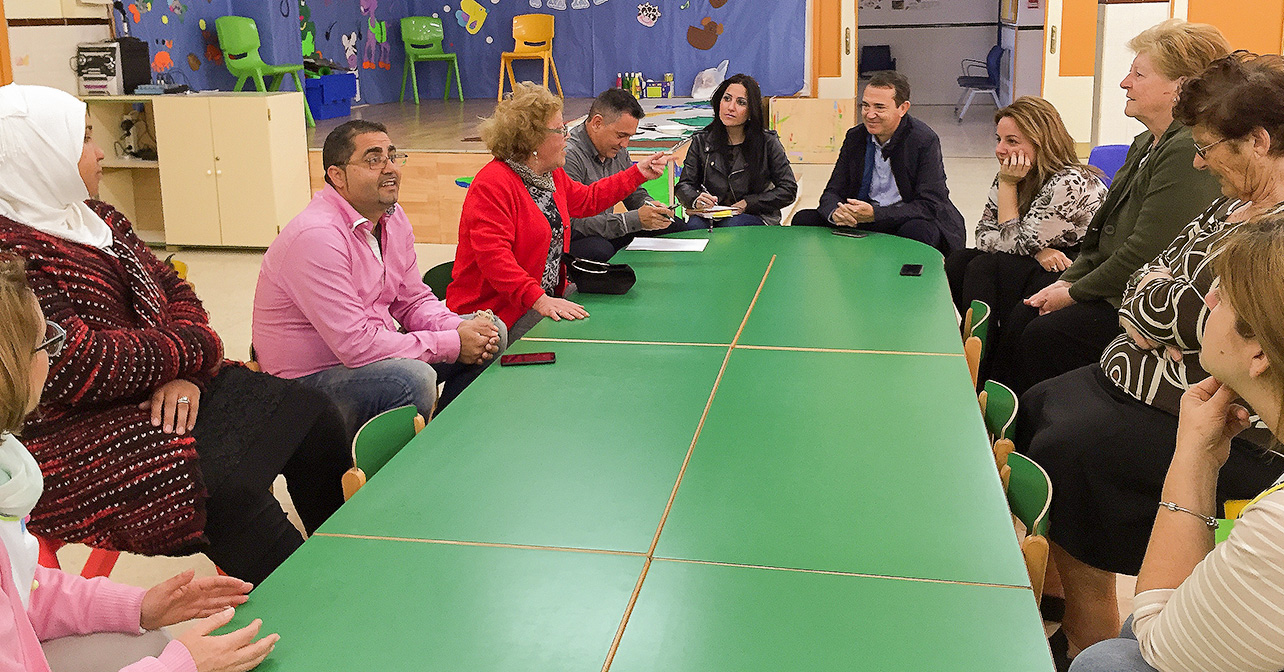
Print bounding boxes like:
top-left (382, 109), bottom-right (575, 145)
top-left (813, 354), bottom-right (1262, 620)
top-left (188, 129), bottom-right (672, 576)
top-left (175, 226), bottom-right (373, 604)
top-left (253, 120), bottom-right (504, 436)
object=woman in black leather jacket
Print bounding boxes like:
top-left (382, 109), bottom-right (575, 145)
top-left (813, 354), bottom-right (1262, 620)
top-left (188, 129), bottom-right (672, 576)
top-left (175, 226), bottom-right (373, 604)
top-left (675, 74), bottom-right (797, 227)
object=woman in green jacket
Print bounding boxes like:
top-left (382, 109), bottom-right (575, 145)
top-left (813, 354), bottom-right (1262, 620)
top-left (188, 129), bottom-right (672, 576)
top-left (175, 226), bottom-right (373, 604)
top-left (989, 19), bottom-right (1228, 394)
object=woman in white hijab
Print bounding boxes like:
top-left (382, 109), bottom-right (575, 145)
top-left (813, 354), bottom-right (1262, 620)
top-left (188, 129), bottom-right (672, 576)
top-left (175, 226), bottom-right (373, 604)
top-left (0, 253), bottom-right (275, 672)
top-left (0, 84), bottom-right (350, 585)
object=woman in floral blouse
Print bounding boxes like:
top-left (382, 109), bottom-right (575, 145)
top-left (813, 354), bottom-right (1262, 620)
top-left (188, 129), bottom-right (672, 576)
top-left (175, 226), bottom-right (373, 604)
top-left (945, 96), bottom-right (1106, 380)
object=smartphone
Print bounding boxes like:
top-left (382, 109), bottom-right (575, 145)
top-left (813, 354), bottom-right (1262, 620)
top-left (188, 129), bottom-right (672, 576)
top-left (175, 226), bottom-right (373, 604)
top-left (500, 352), bottom-right (556, 366)
top-left (831, 228), bottom-right (868, 238)
top-left (899, 264), bottom-right (924, 277)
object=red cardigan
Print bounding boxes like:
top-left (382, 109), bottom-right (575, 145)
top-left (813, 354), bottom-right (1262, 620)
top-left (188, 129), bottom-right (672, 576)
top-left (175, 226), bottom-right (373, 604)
top-left (448, 160), bottom-right (647, 327)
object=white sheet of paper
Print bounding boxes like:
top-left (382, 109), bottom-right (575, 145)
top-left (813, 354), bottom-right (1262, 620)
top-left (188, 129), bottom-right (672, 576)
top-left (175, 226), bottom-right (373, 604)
top-left (625, 238), bottom-right (710, 252)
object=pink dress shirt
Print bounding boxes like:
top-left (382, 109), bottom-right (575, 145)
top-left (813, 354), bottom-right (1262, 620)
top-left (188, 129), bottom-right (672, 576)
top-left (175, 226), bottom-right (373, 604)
top-left (0, 538), bottom-right (196, 672)
top-left (253, 186), bottom-right (465, 379)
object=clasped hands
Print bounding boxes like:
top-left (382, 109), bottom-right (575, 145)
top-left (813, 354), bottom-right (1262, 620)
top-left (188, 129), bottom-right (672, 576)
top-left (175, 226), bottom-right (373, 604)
top-left (458, 314), bottom-right (502, 365)
top-left (830, 198), bottom-right (875, 227)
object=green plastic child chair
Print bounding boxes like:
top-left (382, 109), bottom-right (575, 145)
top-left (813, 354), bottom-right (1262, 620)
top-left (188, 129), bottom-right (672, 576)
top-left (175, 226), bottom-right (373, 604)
top-left (1006, 451), bottom-right (1052, 601)
top-left (341, 405), bottom-right (425, 500)
top-left (981, 379), bottom-right (1018, 442)
top-left (400, 17), bottom-right (463, 103)
top-left (964, 299), bottom-right (991, 355)
top-left (215, 15), bottom-right (315, 127)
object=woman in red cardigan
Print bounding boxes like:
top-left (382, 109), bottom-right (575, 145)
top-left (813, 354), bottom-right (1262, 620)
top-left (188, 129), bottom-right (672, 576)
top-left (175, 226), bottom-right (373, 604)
top-left (448, 82), bottom-right (670, 339)
top-left (0, 84), bottom-right (350, 585)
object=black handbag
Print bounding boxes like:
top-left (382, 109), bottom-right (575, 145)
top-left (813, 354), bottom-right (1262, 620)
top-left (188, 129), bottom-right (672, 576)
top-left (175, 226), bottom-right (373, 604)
top-left (566, 255), bottom-right (636, 295)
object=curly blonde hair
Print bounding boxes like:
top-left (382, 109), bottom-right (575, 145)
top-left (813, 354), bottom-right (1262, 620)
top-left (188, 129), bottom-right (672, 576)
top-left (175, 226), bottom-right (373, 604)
top-left (1128, 18), bottom-right (1229, 81)
top-left (478, 82), bottom-right (563, 161)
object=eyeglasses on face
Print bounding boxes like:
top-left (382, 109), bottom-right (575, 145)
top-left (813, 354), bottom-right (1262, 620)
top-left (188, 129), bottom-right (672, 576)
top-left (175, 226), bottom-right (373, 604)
top-left (1194, 137), bottom-right (1230, 159)
top-left (345, 152), bottom-right (409, 170)
top-left (34, 319), bottom-right (65, 358)
top-left (545, 125), bottom-right (569, 138)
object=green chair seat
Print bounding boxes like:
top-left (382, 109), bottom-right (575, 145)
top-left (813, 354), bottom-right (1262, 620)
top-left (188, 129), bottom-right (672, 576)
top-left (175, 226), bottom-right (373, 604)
top-left (216, 15), bottom-right (314, 127)
top-left (981, 379), bottom-right (1017, 442)
top-left (1007, 452), bottom-right (1051, 537)
top-left (353, 405), bottom-right (423, 479)
top-left (423, 260), bottom-right (454, 302)
top-left (401, 17), bottom-right (463, 103)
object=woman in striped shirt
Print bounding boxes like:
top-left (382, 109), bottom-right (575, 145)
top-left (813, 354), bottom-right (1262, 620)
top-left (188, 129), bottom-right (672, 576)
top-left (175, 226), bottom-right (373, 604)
top-left (1070, 213), bottom-right (1284, 672)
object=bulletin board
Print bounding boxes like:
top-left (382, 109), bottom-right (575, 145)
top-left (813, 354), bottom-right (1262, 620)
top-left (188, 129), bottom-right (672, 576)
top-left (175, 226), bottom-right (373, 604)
top-left (114, 0), bottom-right (807, 105)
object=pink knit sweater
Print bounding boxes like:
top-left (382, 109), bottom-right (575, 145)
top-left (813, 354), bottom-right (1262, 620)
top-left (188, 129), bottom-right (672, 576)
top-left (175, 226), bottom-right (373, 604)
top-left (0, 539), bottom-right (196, 672)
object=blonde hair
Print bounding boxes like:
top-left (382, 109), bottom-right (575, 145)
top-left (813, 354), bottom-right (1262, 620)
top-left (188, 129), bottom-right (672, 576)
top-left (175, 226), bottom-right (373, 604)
top-left (995, 96), bottom-right (1101, 216)
top-left (0, 254), bottom-right (42, 435)
top-left (478, 82), bottom-right (563, 162)
top-left (1128, 18), bottom-right (1230, 81)
top-left (1214, 213), bottom-right (1284, 435)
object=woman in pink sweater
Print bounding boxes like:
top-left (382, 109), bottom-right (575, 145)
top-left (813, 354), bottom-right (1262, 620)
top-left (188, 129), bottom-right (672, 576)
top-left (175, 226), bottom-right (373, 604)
top-left (0, 253), bottom-right (276, 672)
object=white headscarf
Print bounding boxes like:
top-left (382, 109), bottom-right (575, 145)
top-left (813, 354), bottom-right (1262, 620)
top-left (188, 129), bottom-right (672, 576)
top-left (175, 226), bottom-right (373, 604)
top-left (0, 432), bottom-right (42, 608)
top-left (0, 84), bottom-right (113, 249)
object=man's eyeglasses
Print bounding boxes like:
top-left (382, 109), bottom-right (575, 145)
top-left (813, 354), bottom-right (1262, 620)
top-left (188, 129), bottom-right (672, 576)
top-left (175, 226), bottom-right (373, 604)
top-left (34, 320), bottom-right (65, 358)
top-left (1194, 137), bottom-right (1229, 159)
top-left (345, 152), bottom-right (409, 170)
top-left (545, 125), bottom-right (569, 138)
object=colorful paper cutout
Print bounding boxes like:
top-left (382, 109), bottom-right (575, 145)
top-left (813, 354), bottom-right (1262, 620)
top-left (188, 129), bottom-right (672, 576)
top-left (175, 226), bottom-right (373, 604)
top-left (686, 17), bottom-right (723, 50)
top-left (456, 0), bottom-right (488, 34)
top-left (637, 3), bottom-right (660, 26)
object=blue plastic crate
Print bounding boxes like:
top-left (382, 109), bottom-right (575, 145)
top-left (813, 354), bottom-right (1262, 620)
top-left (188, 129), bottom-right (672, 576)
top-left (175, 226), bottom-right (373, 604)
top-left (304, 73), bottom-right (356, 120)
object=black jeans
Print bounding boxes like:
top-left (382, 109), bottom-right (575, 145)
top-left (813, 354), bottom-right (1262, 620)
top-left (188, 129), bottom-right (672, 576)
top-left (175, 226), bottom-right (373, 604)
top-left (569, 230), bottom-right (634, 262)
top-left (991, 299), bottom-right (1122, 395)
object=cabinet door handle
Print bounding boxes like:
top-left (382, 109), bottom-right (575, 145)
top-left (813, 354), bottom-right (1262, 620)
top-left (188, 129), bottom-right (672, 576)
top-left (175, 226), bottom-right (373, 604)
top-left (845, 28), bottom-right (851, 56)
top-left (206, 170), bottom-right (213, 176)
top-left (1050, 26), bottom-right (1057, 54)
top-left (216, 170), bottom-right (223, 176)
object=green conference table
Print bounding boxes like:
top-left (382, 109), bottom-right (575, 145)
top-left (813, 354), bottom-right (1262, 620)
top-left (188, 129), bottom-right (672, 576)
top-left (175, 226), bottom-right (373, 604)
top-left (229, 227), bottom-right (1053, 671)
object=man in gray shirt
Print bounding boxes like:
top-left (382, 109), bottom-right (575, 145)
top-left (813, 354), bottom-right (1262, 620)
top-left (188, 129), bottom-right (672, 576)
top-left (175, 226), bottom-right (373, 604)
top-left (565, 88), bottom-right (675, 261)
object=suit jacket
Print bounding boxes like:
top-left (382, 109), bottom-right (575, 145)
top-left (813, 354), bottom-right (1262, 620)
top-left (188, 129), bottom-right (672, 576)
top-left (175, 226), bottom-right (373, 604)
top-left (817, 114), bottom-right (965, 253)
top-left (1060, 121), bottom-right (1221, 307)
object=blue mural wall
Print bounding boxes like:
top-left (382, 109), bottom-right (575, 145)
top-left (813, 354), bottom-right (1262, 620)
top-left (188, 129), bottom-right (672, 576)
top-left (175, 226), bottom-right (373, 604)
top-left (115, 0), bottom-right (805, 104)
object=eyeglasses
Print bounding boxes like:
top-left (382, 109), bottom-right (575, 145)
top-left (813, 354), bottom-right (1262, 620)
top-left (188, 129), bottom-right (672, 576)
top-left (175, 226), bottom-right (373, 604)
top-left (344, 152), bottom-right (409, 170)
top-left (545, 125), bottom-right (569, 138)
top-left (34, 320), bottom-right (65, 358)
top-left (1194, 137), bottom-right (1230, 159)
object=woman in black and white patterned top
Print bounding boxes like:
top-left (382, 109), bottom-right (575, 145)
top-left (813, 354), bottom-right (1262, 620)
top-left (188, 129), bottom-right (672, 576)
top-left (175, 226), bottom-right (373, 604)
top-left (946, 97), bottom-right (1106, 382)
top-left (1018, 53), bottom-right (1284, 659)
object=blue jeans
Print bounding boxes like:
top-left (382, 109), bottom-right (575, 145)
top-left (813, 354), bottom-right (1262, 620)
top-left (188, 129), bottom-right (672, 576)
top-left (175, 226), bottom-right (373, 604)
top-left (297, 315), bottom-right (508, 435)
top-left (1069, 618), bottom-right (1157, 672)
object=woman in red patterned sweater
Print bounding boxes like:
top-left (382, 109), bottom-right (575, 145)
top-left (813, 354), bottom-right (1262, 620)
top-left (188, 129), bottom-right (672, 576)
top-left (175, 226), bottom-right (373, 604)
top-left (0, 85), bottom-right (350, 584)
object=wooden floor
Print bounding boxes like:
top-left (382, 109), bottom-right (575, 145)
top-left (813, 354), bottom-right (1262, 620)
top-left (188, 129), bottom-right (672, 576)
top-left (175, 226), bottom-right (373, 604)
top-left (306, 98), bottom-right (595, 151)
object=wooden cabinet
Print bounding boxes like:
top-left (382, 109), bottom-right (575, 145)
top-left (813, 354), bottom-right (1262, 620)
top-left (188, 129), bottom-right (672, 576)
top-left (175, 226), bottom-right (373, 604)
top-left (84, 92), bottom-right (310, 248)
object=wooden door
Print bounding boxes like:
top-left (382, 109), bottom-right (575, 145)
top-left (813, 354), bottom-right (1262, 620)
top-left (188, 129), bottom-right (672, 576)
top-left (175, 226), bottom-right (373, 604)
top-left (812, 0), bottom-right (858, 98)
top-left (153, 96), bottom-right (222, 246)
top-left (1041, 0), bottom-right (1097, 145)
top-left (210, 95), bottom-right (278, 247)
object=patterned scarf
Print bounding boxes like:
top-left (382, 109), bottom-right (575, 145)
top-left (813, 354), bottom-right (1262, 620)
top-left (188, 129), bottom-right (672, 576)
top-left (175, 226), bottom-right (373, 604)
top-left (506, 159), bottom-right (562, 295)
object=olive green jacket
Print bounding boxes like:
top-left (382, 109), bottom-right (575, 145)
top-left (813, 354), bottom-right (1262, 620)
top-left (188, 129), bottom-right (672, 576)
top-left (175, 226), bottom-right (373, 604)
top-left (1061, 121), bottom-right (1221, 307)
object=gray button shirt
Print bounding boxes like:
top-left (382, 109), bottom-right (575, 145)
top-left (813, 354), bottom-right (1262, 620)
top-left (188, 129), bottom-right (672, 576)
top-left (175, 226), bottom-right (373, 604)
top-left (563, 123), bottom-right (651, 240)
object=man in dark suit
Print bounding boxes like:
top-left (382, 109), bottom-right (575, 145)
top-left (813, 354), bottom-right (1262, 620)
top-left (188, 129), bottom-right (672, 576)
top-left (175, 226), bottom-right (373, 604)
top-left (793, 71), bottom-right (965, 254)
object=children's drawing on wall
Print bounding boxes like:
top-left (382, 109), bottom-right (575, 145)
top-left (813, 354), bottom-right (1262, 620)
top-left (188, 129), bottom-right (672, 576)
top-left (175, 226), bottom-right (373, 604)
top-left (546, 0), bottom-right (567, 10)
top-left (456, 0), bottom-right (489, 34)
top-left (300, 0), bottom-right (318, 57)
top-left (343, 31), bottom-right (363, 102)
top-left (360, 0), bottom-right (391, 69)
top-left (709, 0), bottom-right (728, 8)
top-left (187, 53), bottom-right (200, 70)
top-left (151, 46), bottom-right (174, 73)
top-left (687, 17), bottom-right (723, 50)
top-left (127, 2), bottom-right (151, 23)
top-left (529, 0), bottom-right (542, 7)
top-left (200, 23), bottom-right (222, 65)
top-left (168, 0), bottom-right (186, 21)
top-left (637, 3), bottom-right (660, 26)
top-left (571, 0), bottom-right (589, 9)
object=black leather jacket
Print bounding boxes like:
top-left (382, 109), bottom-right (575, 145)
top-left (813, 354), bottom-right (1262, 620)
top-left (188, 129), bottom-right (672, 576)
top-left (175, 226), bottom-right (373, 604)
top-left (675, 127), bottom-right (798, 225)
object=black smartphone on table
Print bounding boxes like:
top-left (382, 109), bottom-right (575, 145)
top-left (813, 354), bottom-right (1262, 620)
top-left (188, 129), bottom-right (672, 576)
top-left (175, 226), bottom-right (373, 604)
top-left (831, 228), bottom-right (868, 238)
top-left (899, 264), bottom-right (924, 277)
top-left (500, 352), bottom-right (556, 366)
